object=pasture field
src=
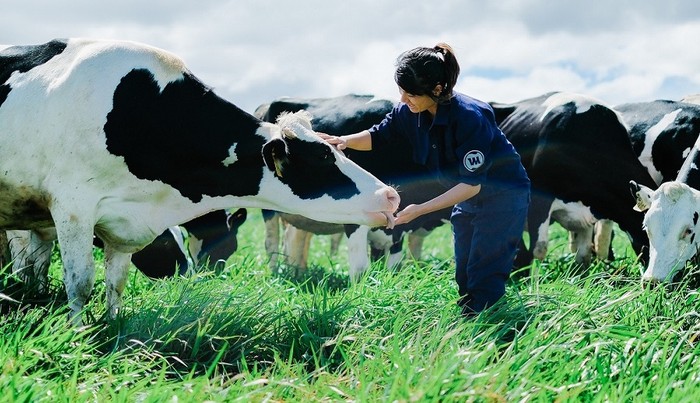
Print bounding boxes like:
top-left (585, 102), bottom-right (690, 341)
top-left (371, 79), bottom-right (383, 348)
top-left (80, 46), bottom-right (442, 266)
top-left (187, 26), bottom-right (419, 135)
top-left (2, 210), bottom-right (700, 402)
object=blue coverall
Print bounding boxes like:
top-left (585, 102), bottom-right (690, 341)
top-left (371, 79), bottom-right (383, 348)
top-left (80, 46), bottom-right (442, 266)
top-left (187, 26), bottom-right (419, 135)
top-left (369, 92), bottom-right (530, 315)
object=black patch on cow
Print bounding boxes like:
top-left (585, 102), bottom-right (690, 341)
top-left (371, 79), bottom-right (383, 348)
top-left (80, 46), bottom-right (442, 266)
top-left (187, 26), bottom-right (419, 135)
top-left (266, 136), bottom-right (359, 200)
top-left (694, 212), bottom-right (699, 226)
top-left (0, 39), bottom-right (68, 107)
top-left (104, 69), bottom-right (264, 202)
top-left (105, 69), bottom-right (361, 203)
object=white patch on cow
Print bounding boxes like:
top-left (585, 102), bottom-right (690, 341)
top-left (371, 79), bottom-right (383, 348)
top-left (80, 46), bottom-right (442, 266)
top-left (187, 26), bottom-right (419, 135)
top-left (540, 92), bottom-right (607, 121)
top-left (638, 109), bottom-right (682, 184)
top-left (463, 150), bottom-right (485, 172)
top-left (682, 147), bottom-right (692, 159)
top-left (222, 143), bottom-right (238, 166)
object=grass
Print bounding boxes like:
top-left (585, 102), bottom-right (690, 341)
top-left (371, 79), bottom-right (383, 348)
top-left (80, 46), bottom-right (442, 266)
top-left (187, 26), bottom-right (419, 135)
top-left (2, 210), bottom-right (700, 401)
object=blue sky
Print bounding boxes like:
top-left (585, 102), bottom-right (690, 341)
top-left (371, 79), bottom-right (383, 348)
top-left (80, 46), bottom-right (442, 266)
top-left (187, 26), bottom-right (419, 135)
top-left (3, 0), bottom-right (700, 113)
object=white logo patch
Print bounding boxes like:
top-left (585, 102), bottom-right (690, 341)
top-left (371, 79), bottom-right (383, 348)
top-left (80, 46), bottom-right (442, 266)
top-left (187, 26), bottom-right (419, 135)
top-left (463, 150), bottom-right (485, 172)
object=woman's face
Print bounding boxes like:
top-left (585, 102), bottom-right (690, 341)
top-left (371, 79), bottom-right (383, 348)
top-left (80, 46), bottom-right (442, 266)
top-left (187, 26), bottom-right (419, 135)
top-left (399, 87), bottom-right (437, 114)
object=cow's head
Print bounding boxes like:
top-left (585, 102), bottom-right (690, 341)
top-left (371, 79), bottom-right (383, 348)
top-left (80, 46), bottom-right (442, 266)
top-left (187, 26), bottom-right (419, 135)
top-left (630, 180), bottom-right (700, 282)
top-left (260, 110), bottom-right (399, 227)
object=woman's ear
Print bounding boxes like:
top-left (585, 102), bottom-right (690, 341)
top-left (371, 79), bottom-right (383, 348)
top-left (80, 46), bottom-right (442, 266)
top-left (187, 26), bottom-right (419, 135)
top-left (433, 84), bottom-right (443, 97)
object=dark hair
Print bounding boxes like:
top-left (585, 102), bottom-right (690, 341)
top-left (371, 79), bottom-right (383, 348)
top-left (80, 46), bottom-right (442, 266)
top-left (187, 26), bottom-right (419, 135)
top-left (394, 43), bottom-right (460, 104)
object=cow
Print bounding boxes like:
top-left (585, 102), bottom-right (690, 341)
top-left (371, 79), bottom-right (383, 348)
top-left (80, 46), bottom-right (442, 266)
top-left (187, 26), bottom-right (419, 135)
top-left (575, 99), bottom-right (700, 266)
top-left (627, 101), bottom-right (700, 282)
top-left (0, 38), bottom-right (399, 324)
top-left (255, 94), bottom-right (452, 280)
top-left (490, 92), bottom-right (658, 268)
top-left (631, 140), bottom-right (700, 282)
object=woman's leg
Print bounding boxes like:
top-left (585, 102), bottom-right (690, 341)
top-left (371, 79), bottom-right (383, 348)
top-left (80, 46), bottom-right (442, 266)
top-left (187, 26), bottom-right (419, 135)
top-left (453, 205), bottom-right (528, 314)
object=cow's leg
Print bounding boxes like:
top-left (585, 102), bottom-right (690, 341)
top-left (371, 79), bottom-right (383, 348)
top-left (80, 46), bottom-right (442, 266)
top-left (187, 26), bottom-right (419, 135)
top-left (386, 233), bottom-right (405, 270)
top-left (8, 229), bottom-right (55, 295)
top-left (593, 219), bottom-right (615, 261)
top-left (300, 230), bottom-right (312, 269)
top-left (568, 227), bottom-right (594, 267)
top-left (53, 220), bottom-right (97, 326)
top-left (283, 224), bottom-right (311, 270)
top-left (329, 233), bottom-right (343, 256)
top-left (0, 231), bottom-right (11, 272)
top-left (103, 244), bottom-right (132, 320)
top-left (347, 225), bottom-right (370, 282)
top-left (407, 229), bottom-right (428, 260)
top-left (263, 210), bottom-right (281, 273)
top-left (514, 193), bottom-right (553, 270)
top-left (7, 230), bottom-right (34, 283)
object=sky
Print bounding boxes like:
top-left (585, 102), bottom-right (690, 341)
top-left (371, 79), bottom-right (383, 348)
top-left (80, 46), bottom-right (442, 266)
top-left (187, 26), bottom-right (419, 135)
top-left (3, 0), bottom-right (700, 114)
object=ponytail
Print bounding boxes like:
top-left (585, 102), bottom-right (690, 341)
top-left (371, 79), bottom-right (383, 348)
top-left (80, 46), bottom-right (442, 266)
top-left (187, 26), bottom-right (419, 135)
top-left (433, 43), bottom-right (460, 102)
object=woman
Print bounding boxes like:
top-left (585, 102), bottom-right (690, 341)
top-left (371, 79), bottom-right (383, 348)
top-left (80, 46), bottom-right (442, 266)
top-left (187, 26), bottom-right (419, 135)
top-left (321, 43), bottom-right (530, 316)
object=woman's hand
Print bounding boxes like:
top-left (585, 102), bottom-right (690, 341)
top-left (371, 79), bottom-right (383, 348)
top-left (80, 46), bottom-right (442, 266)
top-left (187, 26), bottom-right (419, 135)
top-left (317, 132), bottom-right (348, 151)
top-left (394, 204), bottom-right (423, 226)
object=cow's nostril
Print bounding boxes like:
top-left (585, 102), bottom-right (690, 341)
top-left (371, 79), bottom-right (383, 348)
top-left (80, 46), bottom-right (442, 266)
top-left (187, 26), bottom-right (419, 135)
top-left (383, 187), bottom-right (400, 212)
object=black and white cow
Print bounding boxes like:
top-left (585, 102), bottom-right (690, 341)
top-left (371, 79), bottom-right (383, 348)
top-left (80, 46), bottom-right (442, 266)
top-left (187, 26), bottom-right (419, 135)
top-left (575, 99), bottom-right (700, 266)
top-left (627, 101), bottom-right (700, 282)
top-left (255, 94), bottom-right (451, 280)
top-left (0, 39), bottom-right (399, 324)
top-left (631, 139), bottom-right (700, 282)
top-left (490, 92), bottom-right (658, 267)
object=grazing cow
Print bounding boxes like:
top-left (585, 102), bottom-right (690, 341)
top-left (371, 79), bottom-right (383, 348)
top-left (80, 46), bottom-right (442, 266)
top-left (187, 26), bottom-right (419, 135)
top-left (631, 141), bottom-right (700, 282)
top-left (628, 103), bottom-right (700, 281)
top-left (0, 39), bottom-right (399, 324)
top-left (583, 100), bottom-right (700, 264)
top-left (490, 92), bottom-right (658, 267)
top-left (255, 94), bottom-right (452, 279)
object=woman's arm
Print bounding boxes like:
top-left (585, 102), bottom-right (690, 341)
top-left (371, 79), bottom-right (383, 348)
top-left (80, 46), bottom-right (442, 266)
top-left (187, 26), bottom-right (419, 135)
top-left (318, 130), bottom-right (373, 151)
top-left (394, 182), bottom-right (481, 225)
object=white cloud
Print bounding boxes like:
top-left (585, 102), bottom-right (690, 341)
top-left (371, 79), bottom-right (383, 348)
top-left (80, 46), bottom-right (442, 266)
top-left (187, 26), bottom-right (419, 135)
top-left (2, 0), bottom-right (700, 112)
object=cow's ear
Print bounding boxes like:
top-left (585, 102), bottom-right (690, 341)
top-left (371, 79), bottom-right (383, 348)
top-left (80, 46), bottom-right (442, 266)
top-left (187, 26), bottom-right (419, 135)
top-left (227, 208), bottom-right (247, 230)
top-left (630, 180), bottom-right (654, 212)
top-left (262, 138), bottom-right (289, 179)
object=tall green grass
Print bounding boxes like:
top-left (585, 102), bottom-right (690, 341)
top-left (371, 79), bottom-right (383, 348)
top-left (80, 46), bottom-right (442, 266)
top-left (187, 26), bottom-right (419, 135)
top-left (2, 211), bottom-right (700, 401)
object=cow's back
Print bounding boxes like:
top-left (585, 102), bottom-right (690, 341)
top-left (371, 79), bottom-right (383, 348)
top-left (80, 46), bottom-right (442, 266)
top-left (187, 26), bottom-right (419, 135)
top-left (616, 100), bottom-right (700, 184)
